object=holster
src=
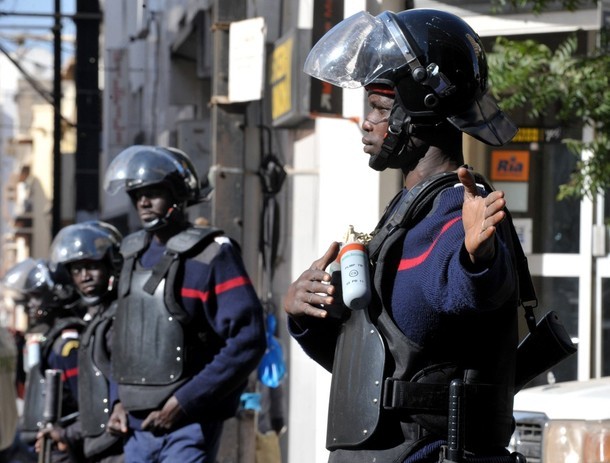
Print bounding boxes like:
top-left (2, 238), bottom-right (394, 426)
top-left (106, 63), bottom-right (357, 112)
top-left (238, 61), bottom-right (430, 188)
top-left (515, 310), bottom-right (576, 391)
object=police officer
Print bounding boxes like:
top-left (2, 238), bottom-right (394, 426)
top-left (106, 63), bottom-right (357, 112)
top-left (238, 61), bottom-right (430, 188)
top-left (3, 259), bottom-right (85, 463)
top-left (361, 77), bottom-right (395, 159)
top-left (103, 145), bottom-right (266, 462)
top-left (285, 9), bottom-right (522, 463)
top-left (41, 221), bottom-right (125, 463)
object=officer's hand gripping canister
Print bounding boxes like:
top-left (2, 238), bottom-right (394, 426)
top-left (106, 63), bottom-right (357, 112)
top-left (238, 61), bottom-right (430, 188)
top-left (338, 241), bottom-right (371, 310)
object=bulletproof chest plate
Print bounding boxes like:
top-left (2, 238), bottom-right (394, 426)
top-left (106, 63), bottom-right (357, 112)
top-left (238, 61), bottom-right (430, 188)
top-left (327, 309), bottom-right (385, 449)
top-left (78, 317), bottom-right (113, 437)
top-left (21, 364), bottom-right (45, 436)
top-left (112, 268), bottom-right (185, 385)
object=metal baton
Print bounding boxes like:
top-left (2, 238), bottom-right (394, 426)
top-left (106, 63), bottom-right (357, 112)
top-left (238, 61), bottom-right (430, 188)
top-left (444, 379), bottom-right (465, 463)
top-left (38, 369), bottom-right (63, 463)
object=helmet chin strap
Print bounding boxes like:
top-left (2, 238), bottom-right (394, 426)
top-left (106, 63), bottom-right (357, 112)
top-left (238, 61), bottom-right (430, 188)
top-left (79, 275), bottom-right (117, 307)
top-left (369, 103), bottom-right (432, 172)
top-left (369, 104), bottom-right (407, 172)
top-left (142, 204), bottom-right (180, 231)
top-left (81, 293), bottom-right (104, 306)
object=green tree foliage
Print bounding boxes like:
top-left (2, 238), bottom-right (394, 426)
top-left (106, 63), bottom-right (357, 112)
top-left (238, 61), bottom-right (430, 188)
top-left (499, 0), bottom-right (594, 14)
top-left (488, 32), bottom-right (610, 199)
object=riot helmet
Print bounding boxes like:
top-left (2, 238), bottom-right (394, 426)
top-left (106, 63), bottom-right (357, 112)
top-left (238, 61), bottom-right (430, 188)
top-left (5, 259), bottom-right (78, 326)
top-left (2, 258), bottom-right (38, 304)
top-left (24, 260), bottom-right (73, 301)
top-left (364, 75), bottom-right (395, 98)
top-left (49, 221), bottom-right (123, 306)
top-left (104, 145), bottom-right (202, 230)
top-left (304, 9), bottom-right (518, 170)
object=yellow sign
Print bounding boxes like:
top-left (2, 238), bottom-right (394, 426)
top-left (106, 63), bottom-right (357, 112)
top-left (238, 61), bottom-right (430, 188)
top-left (270, 37), bottom-right (293, 121)
top-left (490, 150), bottom-right (530, 182)
top-left (511, 127), bottom-right (543, 143)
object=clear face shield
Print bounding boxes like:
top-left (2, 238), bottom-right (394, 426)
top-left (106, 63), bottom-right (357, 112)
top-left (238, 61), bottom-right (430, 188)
top-left (303, 11), bottom-right (454, 98)
top-left (103, 145), bottom-right (197, 196)
top-left (24, 261), bottom-right (54, 294)
top-left (304, 11), bottom-right (404, 88)
top-left (50, 224), bottom-right (116, 266)
top-left (304, 10), bottom-right (517, 147)
top-left (2, 258), bottom-right (38, 298)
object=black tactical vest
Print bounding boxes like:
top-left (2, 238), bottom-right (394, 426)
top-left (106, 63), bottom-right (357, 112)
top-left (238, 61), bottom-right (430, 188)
top-left (78, 302), bottom-right (125, 458)
top-left (325, 172), bottom-right (519, 462)
top-left (112, 226), bottom-right (224, 412)
top-left (78, 303), bottom-right (116, 436)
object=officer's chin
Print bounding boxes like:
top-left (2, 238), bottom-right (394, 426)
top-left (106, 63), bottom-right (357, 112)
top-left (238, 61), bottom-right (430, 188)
top-left (368, 153), bottom-right (388, 171)
top-left (362, 141), bottom-right (381, 156)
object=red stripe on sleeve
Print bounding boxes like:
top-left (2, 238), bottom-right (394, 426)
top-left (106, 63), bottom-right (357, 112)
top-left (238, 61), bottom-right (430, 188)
top-left (398, 216), bottom-right (461, 271)
top-left (181, 276), bottom-right (251, 302)
top-left (216, 276), bottom-right (251, 294)
top-left (182, 288), bottom-right (208, 302)
top-left (62, 367), bottom-right (78, 381)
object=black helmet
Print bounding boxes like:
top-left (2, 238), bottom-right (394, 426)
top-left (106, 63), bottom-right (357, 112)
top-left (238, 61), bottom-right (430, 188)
top-left (304, 9), bottom-right (517, 151)
top-left (3, 259), bottom-right (78, 327)
top-left (49, 221), bottom-right (123, 306)
top-left (22, 259), bottom-right (76, 307)
top-left (2, 258), bottom-right (38, 303)
top-left (103, 145), bottom-right (202, 205)
top-left (50, 221), bottom-right (122, 271)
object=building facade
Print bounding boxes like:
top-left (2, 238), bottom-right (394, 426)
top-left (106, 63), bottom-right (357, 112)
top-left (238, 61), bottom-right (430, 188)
top-left (1, 0), bottom-right (607, 461)
top-left (97, 1), bottom-right (609, 462)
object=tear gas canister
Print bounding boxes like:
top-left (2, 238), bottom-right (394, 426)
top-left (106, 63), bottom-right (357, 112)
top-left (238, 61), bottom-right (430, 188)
top-left (338, 241), bottom-right (371, 310)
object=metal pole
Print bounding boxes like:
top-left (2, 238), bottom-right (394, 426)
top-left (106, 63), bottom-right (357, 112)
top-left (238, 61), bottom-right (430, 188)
top-left (74, 0), bottom-right (101, 220)
top-left (52, 0), bottom-right (61, 237)
top-left (210, 4), bottom-right (251, 461)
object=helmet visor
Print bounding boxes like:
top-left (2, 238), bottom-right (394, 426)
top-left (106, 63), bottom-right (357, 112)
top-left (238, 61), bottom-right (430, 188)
top-left (103, 145), bottom-right (197, 196)
top-left (2, 258), bottom-right (38, 295)
top-left (24, 261), bottom-right (53, 294)
top-left (50, 223), bottom-right (120, 265)
top-left (303, 11), bottom-right (410, 89)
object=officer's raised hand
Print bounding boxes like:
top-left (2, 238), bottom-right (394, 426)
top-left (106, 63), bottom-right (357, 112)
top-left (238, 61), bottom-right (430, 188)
top-left (284, 242), bottom-right (340, 319)
top-left (141, 395), bottom-right (185, 435)
top-left (458, 166), bottom-right (506, 265)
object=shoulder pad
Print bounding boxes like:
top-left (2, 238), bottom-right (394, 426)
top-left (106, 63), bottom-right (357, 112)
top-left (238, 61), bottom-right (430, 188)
top-left (120, 230), bottom-right (150, 257)
top-left (166, 226), bottom-right (224, 255)
top-left (396, 171), bottom-right (460, 227)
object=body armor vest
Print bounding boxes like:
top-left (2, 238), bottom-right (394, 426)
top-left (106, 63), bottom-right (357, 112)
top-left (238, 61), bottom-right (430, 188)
top-left (326, 172), bottom-right (519, 462)
top-left (20, 363), bottom-right (44, 444)
top-left (20, 317), bottom-right (86, 444)
top-left (78, 302), bottom-right (124, 458)
top-left (112, 226), bottom-right (224, 412)
top-left (78, 303), bottom-right (116, 436)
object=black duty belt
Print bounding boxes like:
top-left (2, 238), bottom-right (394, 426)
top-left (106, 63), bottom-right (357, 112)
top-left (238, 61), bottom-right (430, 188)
top-left (382, 378), bottom-right (507, 413)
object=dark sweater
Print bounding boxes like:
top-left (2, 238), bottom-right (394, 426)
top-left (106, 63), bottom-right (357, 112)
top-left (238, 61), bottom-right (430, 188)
top-left (123, 234), bottom-right (266, 429)
top-left (290, 183), bottom-right (519, 462)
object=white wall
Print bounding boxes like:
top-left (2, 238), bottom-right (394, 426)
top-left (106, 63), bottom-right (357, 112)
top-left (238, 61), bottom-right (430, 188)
top-left (284, 1), bottom-right (405, 460)
top-left (286, 116), bottom-right (385, 463)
